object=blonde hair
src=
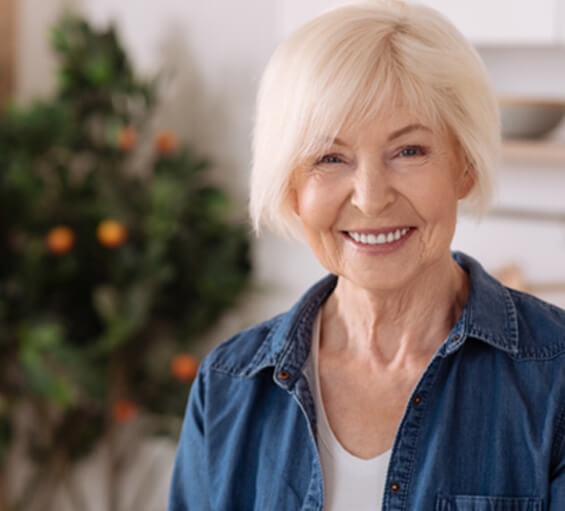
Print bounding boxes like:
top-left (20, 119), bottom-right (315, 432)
top-left (250, 0), bottom-right (500, 238)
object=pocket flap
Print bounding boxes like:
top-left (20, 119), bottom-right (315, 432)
top-left (436, 495), bottom-right (543, 511)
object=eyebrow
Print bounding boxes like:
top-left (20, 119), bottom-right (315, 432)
top-left (329, 123), bottom-right (432, 147)
top-left (387, 123), bottom-right (432, 141)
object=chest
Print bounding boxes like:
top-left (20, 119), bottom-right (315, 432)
top-left (319, 358), bottom-right (424, 458)
top-left (207, 344), bottom-right (560, 510)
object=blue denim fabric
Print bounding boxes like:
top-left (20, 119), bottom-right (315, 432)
top-left (169, 252), bottom-right (565, 510)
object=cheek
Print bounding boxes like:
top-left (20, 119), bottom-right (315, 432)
top-left (411, 170), bottom-right (461, 212)
top-left (295, 179), bottom-right (342, 229)
top-left (406, 173), bottom-right (460, 245)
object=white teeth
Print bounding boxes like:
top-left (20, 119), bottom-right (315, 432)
top-left (348, 228), bottom-right (409, 245)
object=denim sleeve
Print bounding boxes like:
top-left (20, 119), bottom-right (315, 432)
top-left (550, 407), bottom-right (565, 508)
top-left (169, 369), bottom-right (212, 511)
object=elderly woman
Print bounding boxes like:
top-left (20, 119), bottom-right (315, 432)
top-left (169, 1), bottom-right (565, 509)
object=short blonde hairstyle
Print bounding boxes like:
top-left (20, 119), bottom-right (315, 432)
top-left (250, 0), bottom-right (500, 238)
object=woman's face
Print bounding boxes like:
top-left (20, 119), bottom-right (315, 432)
top-left (290, 108), bottom-right (473, 292)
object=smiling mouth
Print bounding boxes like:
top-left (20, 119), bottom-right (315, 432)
top-left (346, 228), bottom-right (411, 245)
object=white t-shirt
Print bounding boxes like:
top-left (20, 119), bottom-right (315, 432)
top-left (304, 312), bottom-right (392, 511)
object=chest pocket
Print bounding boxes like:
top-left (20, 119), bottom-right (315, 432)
top-left (436, 495), bottom-right (543, 511)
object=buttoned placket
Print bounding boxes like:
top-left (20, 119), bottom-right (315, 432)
top-left (289, 350), bottom-right (448, 511)
top-left (285, 325), bottom-right (466, 510)
top-left (381, 354), bottom-right (443, 510)
top-left (381, 323), bottom-right (468, 511)
top-left (274, 362), bottom-right (325, 511)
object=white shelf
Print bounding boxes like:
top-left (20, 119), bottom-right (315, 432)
top-left (502, 139), bottom-right (565, 165)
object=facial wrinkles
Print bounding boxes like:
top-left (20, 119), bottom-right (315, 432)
top-left (293, 111), bottom-right (467, 295)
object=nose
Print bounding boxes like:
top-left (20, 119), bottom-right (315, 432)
top-left (350, 158), bottom-right (396, 217)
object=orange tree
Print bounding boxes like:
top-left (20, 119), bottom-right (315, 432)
top-left (0, 15), bottom-right (251, 511)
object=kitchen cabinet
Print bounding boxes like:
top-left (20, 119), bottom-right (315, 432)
top-left (411, 0), bottom-right (559, 45)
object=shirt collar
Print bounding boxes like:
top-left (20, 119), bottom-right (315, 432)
top-left (245, 251), bottom-right (519, 386)
top-left (441, 252), bottom-right (519, 357)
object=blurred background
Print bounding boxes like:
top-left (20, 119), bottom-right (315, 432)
top-left (1, 0), bottom-right (565, 510)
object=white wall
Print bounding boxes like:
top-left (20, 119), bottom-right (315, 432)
top-left (16, 0), bottom-right (78, 101)
top-left (81, 0), bottom-right (277, 209)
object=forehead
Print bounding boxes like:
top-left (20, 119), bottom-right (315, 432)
top-left (332, 105), bottom-right (449, 146)
top-left (344, 107), bottom-right (430, 134)
top-left (294, 78), bottom-right (454, 164)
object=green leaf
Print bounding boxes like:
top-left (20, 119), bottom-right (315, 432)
top-left (21, 360), bottom-right (75, 408)
top-left (51, 26), bottom-right (70, 53)
top-left (199, 186), bottom-right (229, 216)
top-left (85, 54), bottom-right (112, 85)
top-left (93, 285), bottom-right (119, 322)
top-left (18, 326), bottom-right (76, 408)
top-left (19, 321), bottom-right (64, 350)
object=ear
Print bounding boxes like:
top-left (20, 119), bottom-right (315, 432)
top-left (457, 165), bottom-right (475, 200)
top-left (289, 187), bottom-right (299, 215)
top-left (287, 171), bottom-right (300, 216)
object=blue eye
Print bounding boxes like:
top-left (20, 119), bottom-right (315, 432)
top-left (399, 146), bottom-right (426, 157)
top-left (318, 154), bottom-right (344, 164)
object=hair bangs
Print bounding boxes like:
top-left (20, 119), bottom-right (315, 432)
top-left (296, 55), bottom-right (445, 166)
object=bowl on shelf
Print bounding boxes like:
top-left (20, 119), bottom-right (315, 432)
top-left (499, 96), bottom-right (565, 139)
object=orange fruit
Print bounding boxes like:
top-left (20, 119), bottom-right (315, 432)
top-left (171, 353), bottom-right (199, 382)
top-left (97, 220), bottom-right (128, 248)
top-left (46, 226), bottom-right (75, 255)
top-left (112, 399), bottom-right (138, 424)
top-left (155, 131), bottom-right (178, 156)
top-left (117, 126), bottom-right (137, 151)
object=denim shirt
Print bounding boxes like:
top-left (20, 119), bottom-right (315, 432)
top-left (169, 252), bottom-right (565, 510)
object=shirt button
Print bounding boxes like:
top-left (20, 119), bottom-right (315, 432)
top-left (390, 482), bottom-right (401, 493)
top-left (453, 334), bottom-right (461, 342)
top-left (277, 370), bottom-right (291, 380)
top-left (412, 394), bottom-right (422, 405)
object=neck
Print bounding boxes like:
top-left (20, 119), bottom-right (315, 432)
top-left (321, 254), bottom-right (469, 367)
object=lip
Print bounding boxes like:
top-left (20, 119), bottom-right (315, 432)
top-left (341, 226), bottom-right (415, 253)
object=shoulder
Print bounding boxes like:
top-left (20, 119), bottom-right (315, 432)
top-left (200, 313), bottom-right (287, 377)
top-left (508, 288), bottom-right (565, 360)
top-left (454, 251), bottom-right (565, 361)
top-left (199, 273), bottom-right (339, 379)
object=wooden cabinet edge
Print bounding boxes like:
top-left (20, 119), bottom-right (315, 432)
top-left (0, 0), bottom-right (16, 105)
